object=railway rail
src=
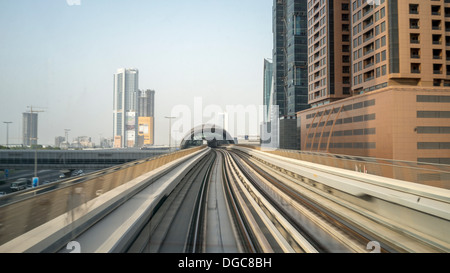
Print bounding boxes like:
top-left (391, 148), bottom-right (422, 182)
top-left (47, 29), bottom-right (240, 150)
top-left (140, 147), bottom-right (448, 253)
top-left (228, 146), bottom-right (449, 253)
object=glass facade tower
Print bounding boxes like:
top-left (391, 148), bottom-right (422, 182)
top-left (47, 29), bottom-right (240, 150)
top-left (113, 68), bottom-right (139, 148)
top-left (273, 0), bottom-right (309, 117)
top-left (263, 59), bottom-right (273, 121)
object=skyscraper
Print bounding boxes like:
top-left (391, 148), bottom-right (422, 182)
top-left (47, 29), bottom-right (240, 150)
top-left (272, 0), bottom-right (309, 149)
top-left (272, 0), bottom-right (309, 117)
top-left (22, 112), bottom-right (38, 146)
top-left (137, 89), bottom-right (155, 117)
top-left (307, 0), bottom-right (352, 107)
top-left (351, 0), bottom-right (450, 92)
top-left (296, 0), bottom-right (450, 163)
top-left (113, 68), bottom-right (139, 148)
top-left (137, 89), bottom-right (155, 146)
top-left (306, 0), bottom-right (450, 100)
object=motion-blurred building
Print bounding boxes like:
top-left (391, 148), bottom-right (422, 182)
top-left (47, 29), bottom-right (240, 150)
top-left (22, 112), bottom-right (38, 147)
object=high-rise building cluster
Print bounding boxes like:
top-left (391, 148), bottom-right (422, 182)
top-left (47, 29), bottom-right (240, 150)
top-left (266, 0), bottom-right (450, 164)
top-left (113, 68), bottom-right (155, 148)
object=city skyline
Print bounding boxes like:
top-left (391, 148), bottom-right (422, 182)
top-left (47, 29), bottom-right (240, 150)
top-left (0, 1), bottom-right (272, 146)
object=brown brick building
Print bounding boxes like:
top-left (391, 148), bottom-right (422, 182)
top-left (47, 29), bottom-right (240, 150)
top-left (298, 0), bottom-right (450, 163)
top-left (351, 0), bottom-right (450, 92)
top-left (299, 86), bottom-right (450, 163)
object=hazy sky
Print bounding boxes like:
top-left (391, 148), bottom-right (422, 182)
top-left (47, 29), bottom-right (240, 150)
top-left (0, 0), bottom-right (273, 146)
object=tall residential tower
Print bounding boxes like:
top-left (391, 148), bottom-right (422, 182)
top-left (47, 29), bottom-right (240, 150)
top-left (297, 0), bottom-right (450, 164)
top-left (307, 0), bottom-right (352, 107)
top-left (113, 68), bottom-right (139, 148)
top-left (351, 0), bottom-right (450, 93)
top-left (22, 112), bottom-right (38, 146)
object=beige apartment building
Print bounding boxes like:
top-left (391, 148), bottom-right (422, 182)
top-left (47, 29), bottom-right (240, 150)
top-left (351, 0), bottom-right (450, 93)
top-left (308, 0), bottom-right (352, 107)
top-left (298, 0), bottom-right (450, 164)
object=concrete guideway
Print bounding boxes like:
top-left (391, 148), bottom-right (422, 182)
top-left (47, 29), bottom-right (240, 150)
top-left (64, 149), bottom-right (211, 253)
top-left (204, 151), bottom-right (240, 253)
top-left (0, 146), bottom-right (207, 252)
top-left (231, 146), bottom-right (450, 252)
top-left (1, 144), bottom-right (449, 253)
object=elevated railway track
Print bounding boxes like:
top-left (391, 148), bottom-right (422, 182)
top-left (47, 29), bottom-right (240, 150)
top-left (0, 145), bottom-right (448, 253)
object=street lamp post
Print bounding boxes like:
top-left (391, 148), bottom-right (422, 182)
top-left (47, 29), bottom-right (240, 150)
top-left (65, 129), bottom-right (71, 149)
top-left (31, 138), bottom-right (38, 175)
top-left (30, 137), bottom-right (39, 188)
top-left (27, 106), bottom-right (46, 188)
top-left (165, 116), bottom-right (176, 151)
top-left (3, 122), bottom-right (12, 147)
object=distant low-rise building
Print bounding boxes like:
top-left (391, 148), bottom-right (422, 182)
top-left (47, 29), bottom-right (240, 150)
top-left (55, 136), bottom-right (65, 148)
top-left (77, 136), bottom-right (94, 148)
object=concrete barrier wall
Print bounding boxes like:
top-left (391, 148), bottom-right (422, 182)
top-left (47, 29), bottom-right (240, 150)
top-left (237, 145), bottom-right (450, 189)
top-left (0, 146), bottom-right (205, 246)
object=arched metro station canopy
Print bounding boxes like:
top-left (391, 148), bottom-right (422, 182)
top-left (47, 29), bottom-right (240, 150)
top-left (180, 124), bottom-right (235, 149)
